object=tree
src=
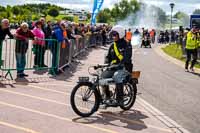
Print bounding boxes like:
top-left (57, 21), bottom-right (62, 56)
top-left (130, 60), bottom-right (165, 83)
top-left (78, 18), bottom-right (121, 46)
top-left (174, 11), bottom-right (189, 27)
top-left (193, 9), bottom-right (200, 15)
top-left (158, 8), bottom-right (167, 25)
top-left (0, 6), bottom-right (6, 12)
top-left (48, 7), bottom-right (59, 18)
top-left (151, 5), bottom-right (167, 27)
top-left (111, 4), bottom-right (120, 20)
top-left (5, 6), bottom-right (12, 19)
top-left (12, 6), bottom-right (20, 16)
top-left (41, 10), bottom-right (48, 18)
top-left (109, 0), bottom-right (140, 22)
top-left (97, 8), bottom-right (111, 23)
top-left (174, 11), bottom-right (188, 19)
top-left (96, 0), bottom-right (141, 24)
top-left (86, 13), bottom-right (91, 20)
top-left (0, 12), bottom-right (7, 20)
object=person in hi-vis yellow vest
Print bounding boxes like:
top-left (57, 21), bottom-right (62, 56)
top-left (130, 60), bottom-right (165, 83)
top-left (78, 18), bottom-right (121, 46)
top-left (185, 26), bottom-right (200, 72)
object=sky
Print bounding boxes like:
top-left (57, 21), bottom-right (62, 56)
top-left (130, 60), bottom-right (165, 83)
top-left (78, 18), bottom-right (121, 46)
top-left (0, 0), bottom-right (200, 15)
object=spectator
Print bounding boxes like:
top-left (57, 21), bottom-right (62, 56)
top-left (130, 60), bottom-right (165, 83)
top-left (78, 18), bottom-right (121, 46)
top-left (165, 30), bottom-right (169, 43)
top-left (15, 22), bottom-right (35, 78)
top-left (134, 29), bottom-right (140, 35)
top-left (0, 19), bottom-right (14, 42)
top-left (44, 20), bottom-right (53, 50)
top-left (32, 21), bottom-right (46, 68)
top-left (171, 30), bottom-right (175, 42)
top-left (0, 19), bottom-right (14, 77)
top-left (102, 26), bottom-right (107, 46)
top-left (60, 23), bottom-right (70, 70)
top-left (45, 21), bottom-right (53, 39)
top-left (51, 22), bottom-right (65, 74)
top-left (185, 26), bottom-right (199, 72)
top-left (150, 29), bottom-right (156, 44)
top-left (40, 17), bottom-right (46, 32)
top-left (175, 31), bottom-right (179, 43)
top-left (126, 28), bottom-right (132, 42)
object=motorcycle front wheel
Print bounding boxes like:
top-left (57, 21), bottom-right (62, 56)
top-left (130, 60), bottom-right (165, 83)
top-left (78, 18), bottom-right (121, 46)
top-left (70, 82), bottom-right (100, 117)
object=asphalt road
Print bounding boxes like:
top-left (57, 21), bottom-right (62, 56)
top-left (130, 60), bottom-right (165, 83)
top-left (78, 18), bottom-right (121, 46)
top-left (134, 45), bottom-right (200, 133)
top-left (0, 46), bottom-right (182, 133)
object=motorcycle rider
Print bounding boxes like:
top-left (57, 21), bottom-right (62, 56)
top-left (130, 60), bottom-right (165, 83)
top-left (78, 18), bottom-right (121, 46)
top-left (102, 25), bottom-right (132, 106)
top-left (141, 29), bottom-right (151, 48)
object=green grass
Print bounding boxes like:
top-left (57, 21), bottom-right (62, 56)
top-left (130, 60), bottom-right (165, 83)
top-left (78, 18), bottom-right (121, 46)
top-left (162, 44), bottom-right (200, 68)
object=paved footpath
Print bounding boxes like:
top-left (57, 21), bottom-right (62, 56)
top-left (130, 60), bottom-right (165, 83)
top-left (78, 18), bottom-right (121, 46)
top-left (0, 46), bottom-right (190, 133)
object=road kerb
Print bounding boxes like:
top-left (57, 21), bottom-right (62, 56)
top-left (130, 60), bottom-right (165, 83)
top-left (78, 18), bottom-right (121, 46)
top-left (154, 45), bottom-right (200, 73)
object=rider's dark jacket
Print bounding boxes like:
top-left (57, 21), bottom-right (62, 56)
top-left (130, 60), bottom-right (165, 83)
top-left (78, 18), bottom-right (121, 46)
top-left (105, 39), bottom-right (132, 72)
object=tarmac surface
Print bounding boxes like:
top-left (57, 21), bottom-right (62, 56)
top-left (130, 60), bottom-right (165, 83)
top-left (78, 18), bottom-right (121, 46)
top-left (0, 45), bottom-right (194, 133)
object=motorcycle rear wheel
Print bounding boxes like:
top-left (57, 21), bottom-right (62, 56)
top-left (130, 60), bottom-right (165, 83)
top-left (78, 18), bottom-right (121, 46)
top-left (120, 83), bottom-right (137, 110)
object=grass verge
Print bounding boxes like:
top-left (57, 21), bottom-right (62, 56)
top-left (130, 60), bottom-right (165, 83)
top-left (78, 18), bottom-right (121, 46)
top-left (162, 44), bottom-right (200, 68)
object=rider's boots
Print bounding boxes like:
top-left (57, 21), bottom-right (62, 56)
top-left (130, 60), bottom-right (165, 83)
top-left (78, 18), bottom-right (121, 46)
top-left (102, 85), bottom-right (111, 100)
top-left (116, 83), bottom-right (124, 106)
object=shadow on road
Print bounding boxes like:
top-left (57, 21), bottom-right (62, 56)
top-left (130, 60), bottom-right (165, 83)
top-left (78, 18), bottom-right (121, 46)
top-left (33, 69), bottom-right (48, 75)
top-left (72, 109), bottom-right (148, 131)
top-left (0, 82), bottom-right (6, 88)
top-left (186, 71), bottom-right (200, 77)
top-left (189, 71), bottom-right (200, 77)
top-left (14, 77), bottom-right (39, 85)
top-left (51, 47), bottom-right (99, 82)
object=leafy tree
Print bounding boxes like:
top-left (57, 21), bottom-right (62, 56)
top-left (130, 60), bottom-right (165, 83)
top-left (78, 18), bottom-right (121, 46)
top-left (109, 0), bottom-right (140, 21)
top-left (86, 13), bottom-right (91, 20)
top-left (97, 8), bottom-right (111, 23)
top-left (174, 11), bottom-right (189, 27)
top-left (96, 0), bottom-right (140, 24)
top-left (156, 6), bottom-right (167, 26)
top-left (48, 7), bottom-right (59, 18)
top-left (0, 6), bottom-right (6, 12)
top-left (110, 4), bottom-right (120, 20)
top-left (174, 11), bottom-right (188, 19)
top-left (12, 6), bottom-right (20, 16)
top-left (0, 12), bottom-right (7, 20)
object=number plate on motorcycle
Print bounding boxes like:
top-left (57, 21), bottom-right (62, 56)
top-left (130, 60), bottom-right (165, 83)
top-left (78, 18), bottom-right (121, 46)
top-left (78, 77), bottom-right (89, 82)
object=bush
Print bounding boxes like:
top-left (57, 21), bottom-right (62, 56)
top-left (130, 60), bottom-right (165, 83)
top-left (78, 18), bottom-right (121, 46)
top-left (62, 16), bottom-right (73, 21)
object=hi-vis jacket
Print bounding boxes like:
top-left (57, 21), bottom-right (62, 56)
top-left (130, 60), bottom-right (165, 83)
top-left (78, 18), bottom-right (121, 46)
top-left (186, 31), bottom-right (200, 50)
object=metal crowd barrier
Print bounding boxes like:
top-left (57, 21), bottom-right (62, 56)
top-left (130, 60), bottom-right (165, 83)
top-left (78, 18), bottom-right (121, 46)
top-left (58, 35), bottom-right (91, 69)
top-left (0, 39), bottom-right (59, 80)
top-left (0, 33), bottom-right (110, 80)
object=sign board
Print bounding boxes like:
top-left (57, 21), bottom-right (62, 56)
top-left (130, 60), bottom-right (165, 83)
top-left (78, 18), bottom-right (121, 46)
top-left (190, 15), bottom-right (200, 29)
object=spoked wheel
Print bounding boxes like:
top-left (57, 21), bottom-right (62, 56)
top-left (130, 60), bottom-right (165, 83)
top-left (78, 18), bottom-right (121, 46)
top-left (120, 83), bottom-right (137, 110)
top-left (70, 82), bottom-right (99, 117)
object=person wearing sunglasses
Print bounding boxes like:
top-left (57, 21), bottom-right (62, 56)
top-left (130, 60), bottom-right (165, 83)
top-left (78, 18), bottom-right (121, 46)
top-left (102, 25), bottom-right (133, 106)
